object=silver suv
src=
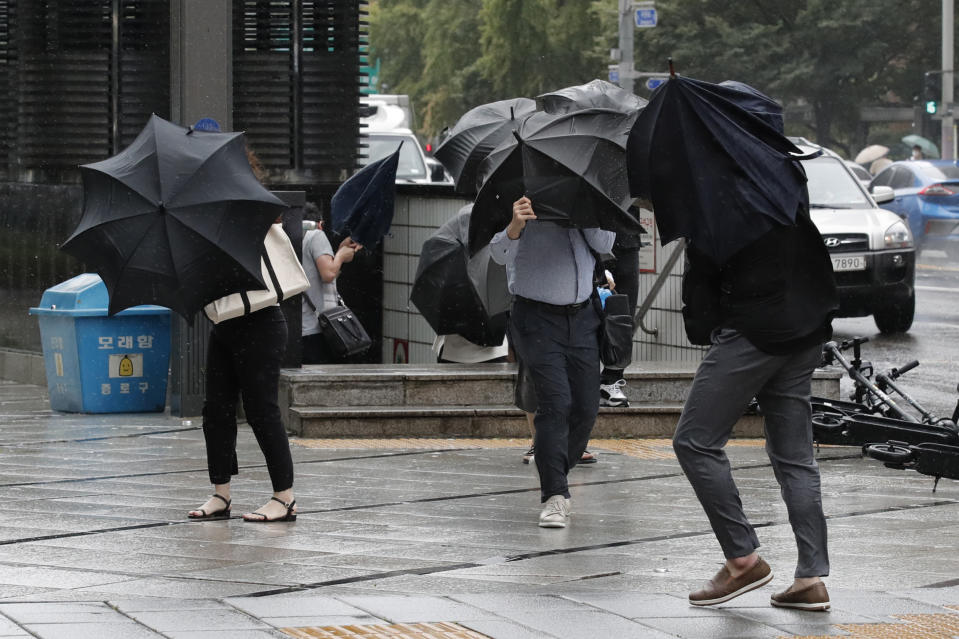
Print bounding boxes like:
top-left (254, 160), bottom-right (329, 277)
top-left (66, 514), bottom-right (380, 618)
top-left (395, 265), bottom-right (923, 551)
top-left (791, 138), bottom-right (916, 333)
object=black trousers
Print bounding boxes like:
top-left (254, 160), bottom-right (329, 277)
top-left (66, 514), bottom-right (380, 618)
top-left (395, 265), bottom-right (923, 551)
top-left (202, 305), bottom-right (293, 492)
top-left (601, 247), bottom-right (639, 384)
top-left (509, 298), bottom-right (601, 502)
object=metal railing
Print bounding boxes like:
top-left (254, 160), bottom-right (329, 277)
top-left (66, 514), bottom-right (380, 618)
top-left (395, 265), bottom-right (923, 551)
top-left (633, 238), bottom-right (686, 337)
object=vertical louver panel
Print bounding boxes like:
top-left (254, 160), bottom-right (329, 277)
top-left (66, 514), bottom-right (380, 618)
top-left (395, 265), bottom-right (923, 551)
top-left (0, 0), bottom-right (15, 179)
top-left (16, 1), bottom-right (112, 181)
top-left (233, 0), bottom-right (365, 184)
top-left (118, 0), bottom-right (170, 148)
top-left (11, 0), bottom-right (168, 183)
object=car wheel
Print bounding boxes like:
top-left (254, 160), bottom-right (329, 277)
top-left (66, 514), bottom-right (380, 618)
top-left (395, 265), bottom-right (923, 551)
top-left (873, 292), bottom-right (915, 333)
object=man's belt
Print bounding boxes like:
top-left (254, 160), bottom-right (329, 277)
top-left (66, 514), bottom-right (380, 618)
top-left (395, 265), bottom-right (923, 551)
top-left (515, 295), bottom-right (590, 315)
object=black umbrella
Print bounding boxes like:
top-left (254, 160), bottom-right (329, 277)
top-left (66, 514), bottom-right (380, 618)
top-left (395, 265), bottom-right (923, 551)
top-left (627, 74), bottom-right (815, 265)
top-left (536, 78), bottom-right (648, 115)
top-left (468, 107), bottom-right (643, 255)
top-left (61, 114), bottom-right (288, 319)
top-left (410, 204), bottom-right (509, 347)
top-left (331, 145), bottom-right (400, 247)
top-left (433, 97), bottom-right (537, 195)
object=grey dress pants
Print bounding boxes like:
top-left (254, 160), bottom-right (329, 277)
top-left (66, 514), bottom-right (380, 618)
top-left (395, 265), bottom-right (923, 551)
top-left (672, 328), bottom-right (829, 578)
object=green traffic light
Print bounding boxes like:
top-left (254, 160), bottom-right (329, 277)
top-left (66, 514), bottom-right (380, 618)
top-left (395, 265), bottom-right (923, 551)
top-left (925, 100), bottom-right (938, 115)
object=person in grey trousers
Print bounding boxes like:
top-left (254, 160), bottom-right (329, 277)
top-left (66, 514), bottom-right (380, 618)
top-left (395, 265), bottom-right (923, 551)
top-left (489, 196), bottom-right (614, 528)
top-left (674, 203), bottom-right (838, 611)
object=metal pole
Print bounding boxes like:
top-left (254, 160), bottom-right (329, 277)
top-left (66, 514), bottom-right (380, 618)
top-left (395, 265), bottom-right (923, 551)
top-left (943, 0), bottom-right (955, 159)
top-left (618, 0), bottom-right (634, 94)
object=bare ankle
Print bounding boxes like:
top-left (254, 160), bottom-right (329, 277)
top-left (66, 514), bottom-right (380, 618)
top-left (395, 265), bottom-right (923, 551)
top-left (793, 576), bottom-right (822, 589)
top-left (726, 552), bottom-right (759, 577)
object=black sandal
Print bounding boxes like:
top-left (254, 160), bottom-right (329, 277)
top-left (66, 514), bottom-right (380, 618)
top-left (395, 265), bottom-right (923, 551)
top-left (187, 493), bottom-right (231, 520)
top-left (243, 497), bottom-right (296, 523)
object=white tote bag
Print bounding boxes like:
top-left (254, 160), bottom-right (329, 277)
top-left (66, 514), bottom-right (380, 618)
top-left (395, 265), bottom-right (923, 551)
top-left (204, 224), bottom-right (310, 324)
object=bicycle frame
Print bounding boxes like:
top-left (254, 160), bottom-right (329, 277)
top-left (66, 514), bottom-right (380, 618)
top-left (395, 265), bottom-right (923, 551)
top-left (822, 339), bottom-right (919, 423)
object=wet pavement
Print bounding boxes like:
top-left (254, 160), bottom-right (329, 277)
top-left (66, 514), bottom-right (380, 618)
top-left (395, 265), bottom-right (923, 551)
top-left (1, 380), bottom-right (958, 638)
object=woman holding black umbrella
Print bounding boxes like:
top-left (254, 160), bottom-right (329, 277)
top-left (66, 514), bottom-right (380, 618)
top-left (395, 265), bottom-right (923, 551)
top-left (188, 134), bottom-right (298, 523)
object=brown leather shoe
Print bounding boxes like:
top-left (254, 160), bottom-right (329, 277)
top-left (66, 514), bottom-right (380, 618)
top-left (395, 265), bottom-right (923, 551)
top-left (689, 557), bottom-right (773, 606)
top-left (770, 581), bottom-right (830, 611)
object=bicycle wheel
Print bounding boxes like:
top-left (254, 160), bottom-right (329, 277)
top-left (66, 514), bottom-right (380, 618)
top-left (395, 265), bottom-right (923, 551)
top-left (863, 442), bottom-right (914, 464)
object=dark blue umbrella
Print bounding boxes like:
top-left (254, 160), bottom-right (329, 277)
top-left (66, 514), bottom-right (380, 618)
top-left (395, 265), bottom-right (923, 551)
top-left (331, 145), bottom-right (400, 246)
top-left (627, 74), bottom-right (817, 265)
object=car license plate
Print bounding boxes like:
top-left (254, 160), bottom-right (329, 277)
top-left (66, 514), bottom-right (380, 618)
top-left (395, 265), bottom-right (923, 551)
top-left (831, 255), bottom-right (866, 272)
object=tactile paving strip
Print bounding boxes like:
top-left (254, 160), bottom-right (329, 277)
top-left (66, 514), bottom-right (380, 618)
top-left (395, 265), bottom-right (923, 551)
top-left (784, 611), bottom-right (959, 638)
top-left (281, 622), bottom-right (489, 638)
top-left (293, 437), bottom-right (768, 460)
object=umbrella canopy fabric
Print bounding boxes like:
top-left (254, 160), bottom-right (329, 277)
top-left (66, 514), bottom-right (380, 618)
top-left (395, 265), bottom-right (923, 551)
top-left (331, 146), bottom-right (400, 246)
top-left (469, 107), bottom-right (643, 255)
top-left (410, 205), bottom-right (509, 346)
top-left (61, 114), bottom-right (288, 319)
top-left (869, 157), bottom-right (893, 175)
top-left (854, 144), bottom-right (889, 165)
top-left (433, 97), bottom-right (537, 195)
top-left (536, 78), bottom-right (648, 115)
top-left (902, 134), bottom-right (940, 159)
top-left (627, 76), bottom-right (813, 265)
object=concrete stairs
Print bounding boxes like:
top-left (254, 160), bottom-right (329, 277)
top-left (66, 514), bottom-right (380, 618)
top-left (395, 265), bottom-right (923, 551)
top-left (279, 363), bottom-right (842, 439)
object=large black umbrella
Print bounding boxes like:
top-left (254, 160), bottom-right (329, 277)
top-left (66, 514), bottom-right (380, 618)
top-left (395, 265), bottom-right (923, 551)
top-left (410, 204), bottom-right (509, 347)
top-left (536, 78), bottom-right (648, 115)
top-left (627, 75), bottom-right (814, 265)
top-left (433, 97), bottom-right (537, 195)
top-left (468, 107), bottom-right (643, 255)
top-left (331, 145), bottom-right (400, 247)
top-left (61, 114), bottom-right (287, 319)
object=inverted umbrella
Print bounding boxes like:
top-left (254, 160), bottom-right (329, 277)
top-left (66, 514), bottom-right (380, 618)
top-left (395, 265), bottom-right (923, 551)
top-left (627, 75), bottom-right (814, 265)
top-left (433, 97), bottom-right (537, 195)
top-left (469, 107), bottom-right (643, 255)
top-left (331, 145), bottom-right (400, 246)
top-left (61, 114), bottom-right (288, 319)
top-left (902, 134), bottom-right (939, 159)
top-left (536, 78), bottom-right (648, 115)
top-left (854, 144), bottom-right (889, 165)
top-left (410, 204), bottom-right (509, 346)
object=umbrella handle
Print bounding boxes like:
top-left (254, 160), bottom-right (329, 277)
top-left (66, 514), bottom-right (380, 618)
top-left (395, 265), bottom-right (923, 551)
top-left (668, 57), bottom-right (676, 78)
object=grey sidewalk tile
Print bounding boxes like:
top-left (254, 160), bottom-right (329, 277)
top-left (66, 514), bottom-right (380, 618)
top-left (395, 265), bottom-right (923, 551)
top-left (334, 594), bottom-right (501, 623)
top-left (24, 622), bottom-right (164, 639)
top-left (0, 615), bottom-right (25, 635)
top-left (826, 589), bottom-right (955, 618)
top-left (458, 618), bottom-right (561, 639)
top-left (0, 602), bottom-right (119, 624)
top-left (560, 591), bottom-right (727, 618)
top-left (226, 594), bottom-right (372, 618)
top-left (450, 594), bottom-right (589, 614)
top-left (888, 584), bottom-right (959, 606)
top-left (73, 577), bottom-right (264, 599)
top-left (775, 623), bottom-right (853, 636)
top-left (124, 608), bottom-right (269, 631)
top-left (111, 598), bottom-right (230, 612)
top-left (492, 609), bottom-right (678, 639)
top-left (636, 615), bottom-right (785, 639)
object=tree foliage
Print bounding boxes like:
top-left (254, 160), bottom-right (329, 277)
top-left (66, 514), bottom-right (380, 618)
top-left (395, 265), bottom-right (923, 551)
top-left (370, 0), bottom-right (949, 152)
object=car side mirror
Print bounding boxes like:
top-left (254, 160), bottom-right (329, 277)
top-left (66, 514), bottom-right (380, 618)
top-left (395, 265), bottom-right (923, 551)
top-left (870, 185), bottom-right (895, 204)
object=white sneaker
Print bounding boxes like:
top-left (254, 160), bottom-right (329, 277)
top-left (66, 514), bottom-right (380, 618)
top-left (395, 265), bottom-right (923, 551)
top-left (600, 379), bottom-right (629, 407)
top-left (538, 495), bottom-right (570, 528)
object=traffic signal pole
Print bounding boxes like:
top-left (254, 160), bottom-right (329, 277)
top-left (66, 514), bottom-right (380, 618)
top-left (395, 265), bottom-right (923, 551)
top-left (618, 0), bottom-right (635, 94)
top-left (943, 0), bottom-right (955, 159)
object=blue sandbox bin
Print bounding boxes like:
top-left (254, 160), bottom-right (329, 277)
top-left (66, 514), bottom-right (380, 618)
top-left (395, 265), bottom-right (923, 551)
top-left (29, 273), bottom-right (172, 413)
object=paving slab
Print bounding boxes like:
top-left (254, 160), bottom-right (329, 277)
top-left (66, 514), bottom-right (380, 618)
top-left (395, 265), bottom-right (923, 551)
top-left (1, 380), bottom-right (959, 637)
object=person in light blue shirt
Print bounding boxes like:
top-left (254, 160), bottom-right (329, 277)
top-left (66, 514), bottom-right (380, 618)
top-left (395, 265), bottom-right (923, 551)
top-left (490, 196), bottom-right (614, 529)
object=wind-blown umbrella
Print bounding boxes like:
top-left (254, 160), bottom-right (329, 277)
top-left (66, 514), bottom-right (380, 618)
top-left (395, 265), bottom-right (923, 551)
top-left (61, 114), bottom-right (288, 319)
top-left (469, 107), bottom-right (643, 255)
top-left (536, 78), bottom-right (648, 115)
top-left (627, 75), bottom-right (815, 265)
top-left (902, 134), bottom-right (939, 159)
top-left (331, 146), bottom-right (400, 246)
top-left (434, 97), bottom-right (537, 195)
top-left (854, 144), bottom-right (889, 165)
top-left (410, 205), bottom-right (509, 346)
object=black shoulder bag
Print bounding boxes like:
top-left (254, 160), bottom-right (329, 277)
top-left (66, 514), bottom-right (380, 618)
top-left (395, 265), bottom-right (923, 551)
top-left (304, 290), bottom-right (372, 358)
top-left (579, 230), bottom-right (634, 370)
